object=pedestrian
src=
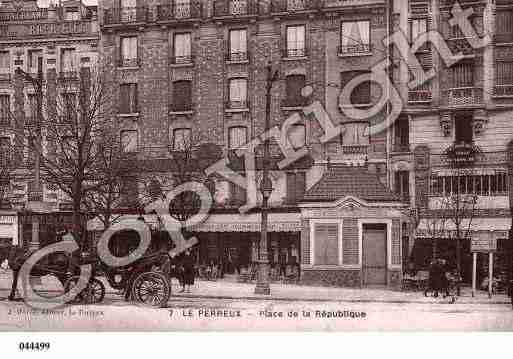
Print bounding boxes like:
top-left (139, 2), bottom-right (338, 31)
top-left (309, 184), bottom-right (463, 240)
top-left (278, 249), bottom-right (287, 279)
top-left (180, 248), bottom-right (195, 293)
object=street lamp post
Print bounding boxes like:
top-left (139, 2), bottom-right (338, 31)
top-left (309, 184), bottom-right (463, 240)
top-left (254, 63), bottom-right (278, 295)
top-left (16, 57), bottom-right (44, 252)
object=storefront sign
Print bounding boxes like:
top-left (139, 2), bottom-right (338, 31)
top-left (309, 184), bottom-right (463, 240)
top-left (471, 238), bottom-right (497, 252)
top-left (444, 143), bottom-right (481, 168)
top-left (0, 21), bottom-right (91, 39)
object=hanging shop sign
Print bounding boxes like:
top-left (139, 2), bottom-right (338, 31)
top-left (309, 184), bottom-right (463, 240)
top-left (471, 238), bottom-right (497, 253)
top-left (0, 21), bottom-right (91, 39)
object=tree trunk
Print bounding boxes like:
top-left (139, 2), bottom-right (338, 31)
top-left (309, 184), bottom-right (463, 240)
top-left (72, 181), bottom-right (83, 251)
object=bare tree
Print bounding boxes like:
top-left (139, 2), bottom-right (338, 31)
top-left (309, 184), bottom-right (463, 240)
top-left (10, 65), bottom-right (118, 246)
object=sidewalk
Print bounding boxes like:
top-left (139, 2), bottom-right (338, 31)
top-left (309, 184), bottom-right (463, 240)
top-left (1, 269), bottom-right (510, 305)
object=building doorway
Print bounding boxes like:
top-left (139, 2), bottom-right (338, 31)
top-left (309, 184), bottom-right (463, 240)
top-left (363, 224), bottom-right (387, 286)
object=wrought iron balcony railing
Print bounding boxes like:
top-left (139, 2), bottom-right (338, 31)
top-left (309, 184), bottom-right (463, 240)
top-left (157, 1), bottom-right (202, 21)
top-left (0, 10), bottom-right (48, 21)
top-left (214, 0), bottom-right (259, 17)
top-left (392, 143), bottom-right (411, 153)
top-left (442, 87), bottom-right (483, 107)
top-left (226, 51), bottom-right (249, 62)
top-left (494, 84), bottom-right (513, 98)
top-left (446, 37), bottom-right (475, 56)
top-left (28, 191), bottom-right (44, 202)
top-left (271, 0), bottom-right (322, 13)
top-left (226, 100), bottom-right (250, 110)
top-left (169, 103), bottom-right (194, 112)
top-left (282, 47), bottom-right (307, 58)
top-left (337, 44), bottom-right (371, 55)
top-left (58, 71), bottom-right (79, 80)
top-left (408, 89), bottom-right (432, 103)
top-left (104, 7), bottom-right (148, 25)
top-left (171, 54), bottom-right (194, 65)
top-left (117, 58), bottom-right (140, 68)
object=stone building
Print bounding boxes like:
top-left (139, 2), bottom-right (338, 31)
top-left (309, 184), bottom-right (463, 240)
top-left (97, 0), bottom-right (406, 288)
top-left (392, 0), bottom-right (513, 284)
top-left (0, 0), bottom-right (99, 248)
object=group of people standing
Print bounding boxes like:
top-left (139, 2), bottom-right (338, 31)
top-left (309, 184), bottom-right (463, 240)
top-left (164, 248), bottom-right (196, 293)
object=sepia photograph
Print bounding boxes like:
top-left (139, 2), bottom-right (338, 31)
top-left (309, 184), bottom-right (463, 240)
top-left (0, 0), bottom-right (512, 339)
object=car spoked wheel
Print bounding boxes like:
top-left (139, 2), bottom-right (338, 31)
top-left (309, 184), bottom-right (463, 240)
top-left (131, 272), bottom-right (170, 308)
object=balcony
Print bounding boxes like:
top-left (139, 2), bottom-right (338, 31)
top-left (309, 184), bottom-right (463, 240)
top-left (213, 0), bottom-right (259, 17)
top-left (282, 47), bottom-right (308, 59)
top-left (446, 38), bottom-right (475, 57)
top-left (226, 100), bottom-right (250, 110)
top-left (28, 191), bottom-right (44, 202)
top-left (271, 0), bottom-right (322, 13)
top-left (58, 71), bottom-right (79, 81)
top-left (103, 7), bottom-right (148, 26)
top-left (494, 84), bottom-right (513, 98)
top-left (0, 10), bottom-right (48, 22)
top-left (442, 87), bottom-right (483, 107)
top-left (337, 44), bottom-right (371, 56)
top-left (0, 73), bottom-right (10, 82)
top-left (226, 51), bottom-right (249, 63)
top-left (392, 143), bottom-right (411, 153)
top-left (169, 103), bottom-right (194, 113)
top-left (157, 1), bottom-right (202, 21)
top-left (408, 89), bottom-right (432, 104)
top-left (342, 145), bottom-right (368, 155)
top-left (171, 54), bottom-right (194, 65)
top-left (117, 58), bottom-right (140, 68)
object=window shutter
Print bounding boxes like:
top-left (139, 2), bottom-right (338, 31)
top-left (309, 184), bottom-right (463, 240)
top-left (295, 172), bottom-right (306, 202)
top-left (120, 84), bottom-right (129, 113)
top-left (314, 223), bottom-right (339, 266)
top-left (286, 172), bottom-right (295, 204)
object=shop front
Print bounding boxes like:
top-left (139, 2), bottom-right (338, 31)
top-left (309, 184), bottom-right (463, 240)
top-left (414, 217), bottom-right (512, 287)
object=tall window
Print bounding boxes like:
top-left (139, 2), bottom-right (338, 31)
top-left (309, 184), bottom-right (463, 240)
top-left (288, 123), bottom-right (306, 149)
top-left (341, 71), bottom-right (371, 106)
top-left (121, 130), bottom-right (138, 153)
top-left (120, 36), bottom-right (138, 67)
top-left (172, 80), bottom-right (192, 111)
top-left (0, 95), bottom-right (10, 126)
top-left (172, 128), bottom-right (191, 151)
top-left (0, 52), bottom-right (9, 76)
top-left (120, 83), bottom-right (138, 114)
top-left (496, 10), bottom-right (513, 43)
top-left (496, 60), bottom-right (513, 86)
top-left (410, 18), bottom-right (427, 43)
top-left (284, 74), bottom-right (306, 107)
top-left (61, 92), bottom-right (77, 122)
top-left (454, 115), bottom-right (473, 144)
top-left (27, 94), bottom-right (38, 123)
top-left (65, 7), bottom-right (80, 21)
top-left (28, 50), bottom-right (43, 74)
top-left (394, 171), bottom-right (410, 200)
top-left (230, 182), bottom-right (247, 205)
top-left (120, 0), bottom-right (137, 22)
top-left (228, 78), bottom-right (248, 109)
top-left (60, 49), bottom-right (76, 73)
top-left (340, 20), bottom-right (370, 54)
top-left (173, 33), bottom-right (192, 64)
top-left (0, 137), bottom-right (11, 168)
top-left (228, 126), bottom-right (247, 149)
top-left (175, 0), bottom-right (191, 18)
top-left (229, 29), bottom-right (248, 62)
top-left (286, 171), bottom-right (306, 205)
top-left (431, 173), bottom-right (509, 197)
top-left (394, 116), bottom-right (409, 151)
top-left (452, 63), bottom-right (474, 88)
top-left (313, 223), bottom-right (339, 266)
top-left (286, 25), bottom-right (306, 57)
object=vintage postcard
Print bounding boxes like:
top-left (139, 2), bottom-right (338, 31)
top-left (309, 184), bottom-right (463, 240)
top-left (0, 0), bottom-right (512, 336)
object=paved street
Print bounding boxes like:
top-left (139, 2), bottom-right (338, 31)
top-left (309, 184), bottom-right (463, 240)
top-left (0, 271), bottom-right (512, 331)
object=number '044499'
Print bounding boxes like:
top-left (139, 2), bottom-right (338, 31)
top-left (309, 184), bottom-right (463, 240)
top-left (18, 342), bottom-right (50, 351)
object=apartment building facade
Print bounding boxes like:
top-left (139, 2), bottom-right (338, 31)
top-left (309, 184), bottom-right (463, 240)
top-left (97, 0), bottom-right (408, 288)
top-left (0, 0), bottom-right (99, 248)
top-left (392, 0), bottom-right (513, 283)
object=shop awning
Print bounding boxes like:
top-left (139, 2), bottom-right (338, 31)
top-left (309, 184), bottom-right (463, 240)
top-left (416, 217), bottom-right (511, 239)
top-left (88, 212), bottom-right (302, 233)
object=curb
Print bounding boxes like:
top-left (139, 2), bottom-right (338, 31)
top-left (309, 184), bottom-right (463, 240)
top-left (171, 293), bottom-right (511, 305)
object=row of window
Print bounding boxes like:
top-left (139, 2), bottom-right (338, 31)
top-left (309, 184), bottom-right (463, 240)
top-left (120, 122), bottom-right (307, 153)
top-left (430, 173), bottom-right (509, 197)
top-left (0, 48), bottom-right (79, 76)
top-left (118, 20), bottom-right (372, 67)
